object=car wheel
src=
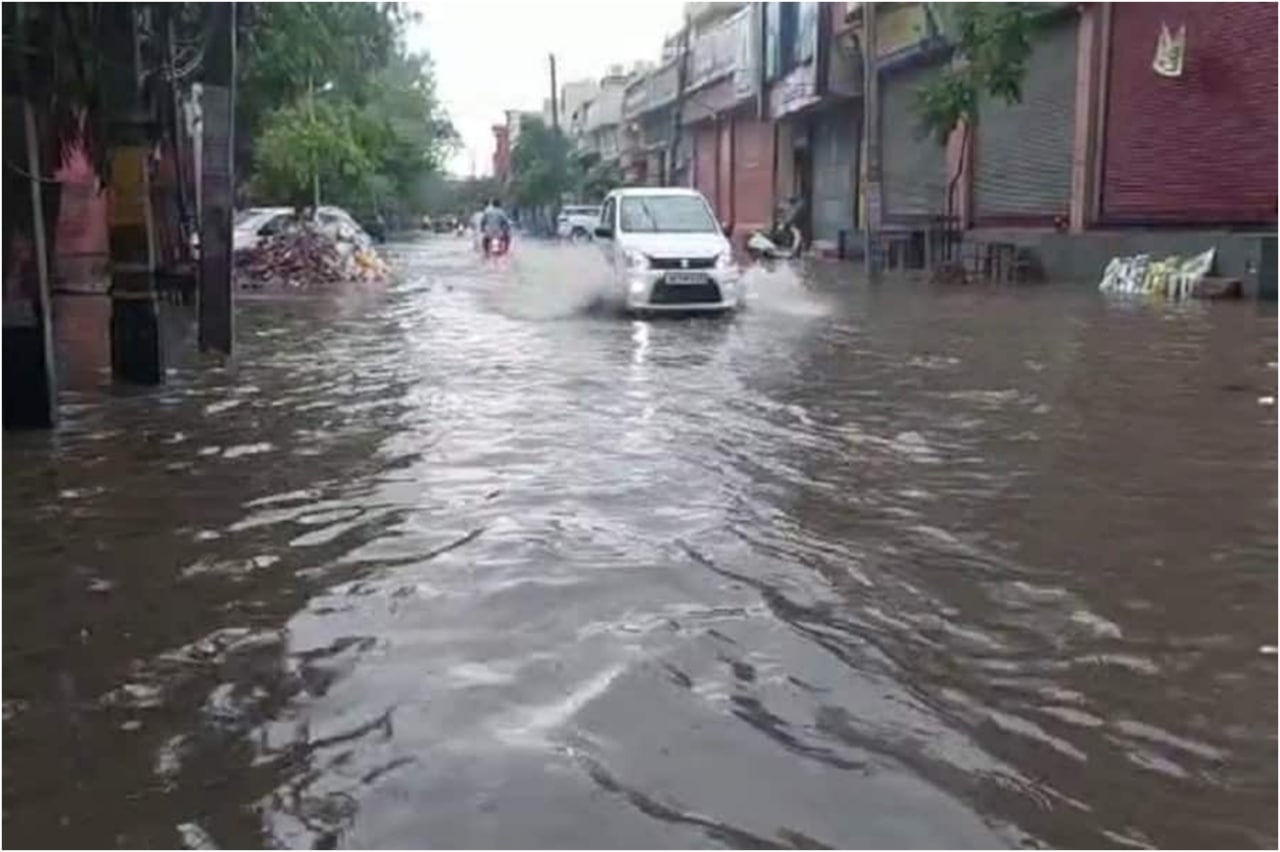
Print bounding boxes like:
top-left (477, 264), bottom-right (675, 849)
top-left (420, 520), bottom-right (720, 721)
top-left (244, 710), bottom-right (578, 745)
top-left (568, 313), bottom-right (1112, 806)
top-left (570, 227), bottom-right (590, 242)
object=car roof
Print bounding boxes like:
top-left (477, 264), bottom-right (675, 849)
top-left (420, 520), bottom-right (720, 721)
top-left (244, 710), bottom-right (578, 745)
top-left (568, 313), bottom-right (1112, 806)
top-left (608, 187), bottom-right (705, 198)
top-left (239, 206), bottom-right (292, 218)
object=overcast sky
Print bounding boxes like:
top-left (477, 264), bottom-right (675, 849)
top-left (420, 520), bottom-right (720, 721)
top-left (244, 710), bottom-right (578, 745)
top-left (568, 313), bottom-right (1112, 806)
top-left (406, 1), bottom-right (686, 177)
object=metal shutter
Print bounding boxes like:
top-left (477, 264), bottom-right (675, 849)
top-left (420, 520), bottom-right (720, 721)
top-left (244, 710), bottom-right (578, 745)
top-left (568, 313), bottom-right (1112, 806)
top-left (811, 105), bottom-right (858, 244)
top-left (732, 115), bottom-right (774, 232)
top-left (974, 17), bottom-right (1078, 223)
top-left (881, 63), bottom-right (948, 219)
top-left (1101, 3), bottom-right (1278, 224)
top-left (694, 123), bottom-right (719, 209)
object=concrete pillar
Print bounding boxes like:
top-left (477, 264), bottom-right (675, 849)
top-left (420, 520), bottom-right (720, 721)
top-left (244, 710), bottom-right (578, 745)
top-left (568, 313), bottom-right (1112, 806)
top-left (1070, 3), bottom-right (1108, 233)
top-left (104, 3), bottom-right (163, 385)
top-left (198, 3), bottom-right (235, 355)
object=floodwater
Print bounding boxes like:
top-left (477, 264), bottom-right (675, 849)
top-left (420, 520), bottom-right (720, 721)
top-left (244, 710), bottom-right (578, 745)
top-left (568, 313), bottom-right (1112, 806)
top-left (5, 235), bottom-right (1276, 848)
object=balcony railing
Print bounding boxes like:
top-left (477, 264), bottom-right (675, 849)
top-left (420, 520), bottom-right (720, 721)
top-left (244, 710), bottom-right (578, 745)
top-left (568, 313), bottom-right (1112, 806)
top-left (623, 6), bottom-right (758, 119)
top-left (623, 60), bottom-right (679, 119)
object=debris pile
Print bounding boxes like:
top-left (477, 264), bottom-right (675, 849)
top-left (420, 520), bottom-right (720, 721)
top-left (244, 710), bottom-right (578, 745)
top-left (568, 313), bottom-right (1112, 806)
top-left (1099, 247), bottom-right (1216, 299)
top-left (235, 227), bottom-right (390, 291)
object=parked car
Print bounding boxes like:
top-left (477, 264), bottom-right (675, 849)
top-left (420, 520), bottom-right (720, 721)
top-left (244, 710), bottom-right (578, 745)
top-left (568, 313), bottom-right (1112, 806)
top-left (233, 206), bottom-right (372, 252)
top-left (233, 207), bottom-right (294, 252)
top-left (557, 205), bottom-right (602, 240)
top-left (593, 188), bottom-right (741, 314)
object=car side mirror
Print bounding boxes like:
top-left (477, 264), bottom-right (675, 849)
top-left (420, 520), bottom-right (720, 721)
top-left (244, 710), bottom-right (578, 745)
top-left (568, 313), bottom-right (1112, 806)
top-left (722, 222), bottom-right (734, 237)
top-left (594, 225), bottom-right (614, 239)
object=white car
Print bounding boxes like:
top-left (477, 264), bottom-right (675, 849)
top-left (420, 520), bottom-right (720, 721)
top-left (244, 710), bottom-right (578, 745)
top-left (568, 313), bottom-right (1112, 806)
top-left (557, 205), bottom-right (602, 240)
top-left (232, 206), bottom-right (372, 252)
top-left (233, 207), bottom-right (293, 251)
top-left (594, 187), bottom-right (741, 313)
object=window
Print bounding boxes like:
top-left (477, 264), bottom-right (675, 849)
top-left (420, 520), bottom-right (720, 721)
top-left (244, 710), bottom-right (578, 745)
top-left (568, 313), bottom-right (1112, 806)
top-left (767, 2), bottom-right (818, 77)
top-left (619, 195), bottom-right (719, 234)
top-left (600, 197), bottom-right (616, 230)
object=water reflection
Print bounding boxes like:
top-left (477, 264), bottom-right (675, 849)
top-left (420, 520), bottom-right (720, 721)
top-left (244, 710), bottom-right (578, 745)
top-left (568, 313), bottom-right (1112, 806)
top-left (4, 236), bottom-right (1275, 848)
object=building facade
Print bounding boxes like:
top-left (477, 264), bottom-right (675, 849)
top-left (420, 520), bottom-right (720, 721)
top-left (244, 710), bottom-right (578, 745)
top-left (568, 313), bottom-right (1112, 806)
top-left (536, 1), bottom-right (1276, 284)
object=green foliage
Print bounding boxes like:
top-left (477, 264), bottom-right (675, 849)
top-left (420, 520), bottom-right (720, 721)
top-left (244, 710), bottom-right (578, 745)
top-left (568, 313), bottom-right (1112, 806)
top-left (915, 3), bottom-right (1034, 145)
top-left (578, 155), bottom-right (625, 203)
top-left (250, 99), bottom-right (372, 207)
top-left (419, 176), bottom-right (502, 217)
top-left (237, 3), bottom-right (400, 150)
top-left (510, 116), bottom-right (573, 209)
top-left (240, 3), bottom-right (456, 216)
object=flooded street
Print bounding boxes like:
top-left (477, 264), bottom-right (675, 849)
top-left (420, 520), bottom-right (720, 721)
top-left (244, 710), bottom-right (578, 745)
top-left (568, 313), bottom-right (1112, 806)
top-left (5, 235), bottom-right (1276, 848)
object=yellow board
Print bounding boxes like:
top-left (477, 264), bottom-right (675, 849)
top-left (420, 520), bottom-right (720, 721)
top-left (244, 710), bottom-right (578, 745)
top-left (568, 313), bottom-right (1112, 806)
top-left (877, 4), bottom-right (931, 58)
top-left (108, 147), bottom-right (148, 227)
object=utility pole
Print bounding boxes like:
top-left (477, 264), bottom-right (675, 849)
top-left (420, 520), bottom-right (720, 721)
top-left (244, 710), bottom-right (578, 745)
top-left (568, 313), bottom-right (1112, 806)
top-left (668, 10), bottom-right (692, 186)
top-left (104, 2), bottom-right (164, 384)
top-left (4, 3), bottom-right (58, 427)
top-left (862, 1), bottom-right (881, 277)
top-left (549, 53), bottom-right (560, 131)
top-left (199, 2), bottom-right (235, 355)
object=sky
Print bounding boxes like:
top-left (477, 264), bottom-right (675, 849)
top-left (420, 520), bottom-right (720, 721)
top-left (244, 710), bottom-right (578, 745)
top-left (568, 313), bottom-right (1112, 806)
top-left (406, 1), bottom-right (686, 177)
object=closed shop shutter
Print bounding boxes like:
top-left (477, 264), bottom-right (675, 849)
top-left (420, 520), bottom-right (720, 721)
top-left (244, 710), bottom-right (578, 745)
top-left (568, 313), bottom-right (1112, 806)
top-left (810, 104), bottom-right (859, 245)
top-left (881, 63), bottom-right (948, 219)
top-left (694, 123), bottom-right (719, 208)
top-left (717, 118), bottom-right (733, 220)
top-left (1101, 3), bottom-right (1278, 224)
top-left (974, 16), bottom-right (1077, 224)
top-left (732, 115), bottom-right (774, 233)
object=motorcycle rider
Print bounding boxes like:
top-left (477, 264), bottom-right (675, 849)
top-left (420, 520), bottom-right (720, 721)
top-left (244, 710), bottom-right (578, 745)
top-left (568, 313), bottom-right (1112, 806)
top-left (748, 195), bottom-right (806, 259)
top-left (479, 198), bottom-right (511, 257)
top-left (771, 195), bottom-right (804, 251)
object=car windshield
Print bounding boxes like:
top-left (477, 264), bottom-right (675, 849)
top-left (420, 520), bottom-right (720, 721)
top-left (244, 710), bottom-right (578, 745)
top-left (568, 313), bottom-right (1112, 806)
top-left (236, 209), bottom-right (280, 228)
top-left (619, 196), bottom-right (717, 234)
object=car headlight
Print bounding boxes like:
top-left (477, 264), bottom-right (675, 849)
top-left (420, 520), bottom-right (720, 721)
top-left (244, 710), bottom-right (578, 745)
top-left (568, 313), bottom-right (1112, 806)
top-left (715, 252), bottom-right (736, 271)
top-left (624, 249), bottom-right (650, 270)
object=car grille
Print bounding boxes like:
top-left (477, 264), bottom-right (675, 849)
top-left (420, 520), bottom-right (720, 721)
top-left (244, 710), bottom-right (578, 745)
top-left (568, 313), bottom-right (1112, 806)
top-left (650, 280), bottom-right (723, 305)
top-left (647, 256), bottom-right (716, 270)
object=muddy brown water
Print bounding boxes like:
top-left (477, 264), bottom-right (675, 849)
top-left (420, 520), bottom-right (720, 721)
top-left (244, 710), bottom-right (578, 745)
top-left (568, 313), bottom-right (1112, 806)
top-left (5, 237), bottom-right (1276, 848)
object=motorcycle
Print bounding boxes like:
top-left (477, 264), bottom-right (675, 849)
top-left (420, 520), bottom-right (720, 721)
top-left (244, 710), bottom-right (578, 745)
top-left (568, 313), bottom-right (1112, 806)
top-left (481, 231), bottom-right (511, 258)
top-left (746, 198), bottom-right (805, 261)
top-left (746, 225), bottom-right (803, 260)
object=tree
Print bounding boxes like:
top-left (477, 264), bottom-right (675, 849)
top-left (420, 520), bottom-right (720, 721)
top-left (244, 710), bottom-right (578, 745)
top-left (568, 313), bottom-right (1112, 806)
top-left (343, 52), bottom-right (458, 217)
top-left (574, 152), bottom-right (624, 203)
top-left (914, 3), bottom-right (1035, 215)
top-left (240, 3), bottom-right (457, 219)
top-left (509, 116), bottom-right (573, 209)
top-left (236, 3), bottom-right (401, 174)
top-left (249, 98), bottom-right (373, 208)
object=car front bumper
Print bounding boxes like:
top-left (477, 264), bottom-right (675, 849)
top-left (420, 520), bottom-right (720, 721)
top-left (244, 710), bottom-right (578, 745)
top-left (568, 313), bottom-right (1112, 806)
top-left (624, 269), bottom-right (743, 312)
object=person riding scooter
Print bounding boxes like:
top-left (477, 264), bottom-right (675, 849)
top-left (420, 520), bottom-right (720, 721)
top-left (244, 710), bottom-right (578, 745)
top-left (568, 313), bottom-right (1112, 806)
top-left (747, 195), bottom-right (805, 260)
top-left (479, 198), bottom-right (511, 257)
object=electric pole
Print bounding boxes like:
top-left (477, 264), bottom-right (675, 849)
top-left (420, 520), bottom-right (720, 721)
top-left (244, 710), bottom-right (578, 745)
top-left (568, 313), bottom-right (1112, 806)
top-left (668, 10), bottom-right (691, 186)
top-left (862, 2), bottom-right (880, 277)
top-left (549, 53), bottom-right (559, 131)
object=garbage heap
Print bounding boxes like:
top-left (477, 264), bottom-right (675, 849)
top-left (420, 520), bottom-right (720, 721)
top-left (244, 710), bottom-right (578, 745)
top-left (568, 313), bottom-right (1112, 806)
top-left (235, 226), bottom-right (390, 291)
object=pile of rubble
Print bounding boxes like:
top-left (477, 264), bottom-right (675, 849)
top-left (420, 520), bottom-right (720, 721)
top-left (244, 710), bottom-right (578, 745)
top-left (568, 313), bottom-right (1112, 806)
top-left (235, 226), bottom-right (390, 291)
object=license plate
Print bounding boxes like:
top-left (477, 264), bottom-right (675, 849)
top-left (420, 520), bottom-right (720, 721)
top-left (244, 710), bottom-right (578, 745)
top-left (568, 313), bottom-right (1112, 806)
top-left (665, 272), bottom-right (709, 285)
